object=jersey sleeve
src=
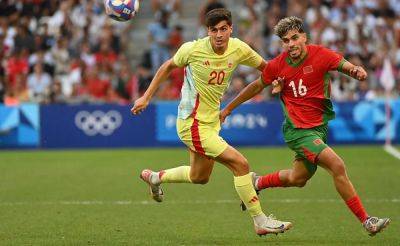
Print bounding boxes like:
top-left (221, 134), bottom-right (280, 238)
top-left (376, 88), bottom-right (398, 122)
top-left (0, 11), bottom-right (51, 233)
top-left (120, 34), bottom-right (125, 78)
top-left (320, 46), bottom-right (344, 71)
top-left (173, 41), bottom-right (194, 67)
top-left (238, 40), bottom-right (263, 68)
top-left (261, 58), bottom-right (279, 85)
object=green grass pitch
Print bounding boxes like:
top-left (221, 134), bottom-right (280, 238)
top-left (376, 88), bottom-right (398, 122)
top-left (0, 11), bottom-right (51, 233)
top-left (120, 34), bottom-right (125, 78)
top-left (0, 146), bottom-right (399, 245)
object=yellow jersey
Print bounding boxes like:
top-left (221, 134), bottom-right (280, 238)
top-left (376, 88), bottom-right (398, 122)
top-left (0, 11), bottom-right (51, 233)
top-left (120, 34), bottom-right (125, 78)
top-left (173, 36), bottom-right (262, 124)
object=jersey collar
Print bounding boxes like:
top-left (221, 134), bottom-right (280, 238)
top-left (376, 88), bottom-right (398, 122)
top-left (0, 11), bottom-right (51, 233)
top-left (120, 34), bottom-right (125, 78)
top-left (285, 48), bottom-right (308, 67)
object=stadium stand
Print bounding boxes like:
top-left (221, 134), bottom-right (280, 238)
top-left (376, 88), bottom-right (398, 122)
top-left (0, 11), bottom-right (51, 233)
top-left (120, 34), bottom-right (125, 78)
top-left (0, 0), bottom-right (399, 105)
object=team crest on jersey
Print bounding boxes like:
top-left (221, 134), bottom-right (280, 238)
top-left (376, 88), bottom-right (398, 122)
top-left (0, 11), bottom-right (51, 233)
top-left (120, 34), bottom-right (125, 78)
top-left (228, 59), bottom-right (233, 68)
top-left (303, 65), bottom-right (313, 74)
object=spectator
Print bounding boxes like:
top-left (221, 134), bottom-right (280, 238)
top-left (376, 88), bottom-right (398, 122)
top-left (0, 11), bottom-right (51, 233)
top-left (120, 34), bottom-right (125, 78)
top-left (137, 65), bottom-right (153, 96)
top-left (198, 0), bottom-right (225, 37)
top-left (148, 10), bottom-right (171, 75)
top-left (151, 0), bottom-right (182, 14)
top-left (114, 62), bottom-right (138, 101)
top-left (49, 79), bottom-right (68, 104)
top-left (355, 80), bottom-right (376, 101)
top-left (35, 23), bottom-right (56, 51)
top-left (5, 49), bottom-right (29, 89)
top-left (223, 77), bottom-right (247, 102)
top-left (68, 82), bottom-right (91, 104)
top-left (331, 75), bottom-right (356, 102)
top-left (151, 0), bottom-right (182, 23)
top-left (0, 65), bottom-right (4, 103)
top-left (395, 79), bottom-right (400, 97)
top-left (0, 1), bottom-right (18, 18)
top-left (80, 41), bottom-right (96, 68)
top-left (157, 67), bottom-right (183, 100)
top-left (51, 38), bottom-right (70, 76)
top-left (236, 0), bottom-right (264, 52)
top-left (169, 25), bottom-right (184, 52)
top-left (59, 57), bottom-right (85, 98)
top-left (13, 24), bottom-right (35, 53)
top-left (83, 65), bottom-right (110, 102)
top-left (28, 49), bottom-right (54, 76)
top-left (4, 74), bottom-right (29, 106)
top-left (27, 63), bottom-right (52, 103)
top-left (95, 41), bottom-right (118, 69)
top-left (125, 74), bottom-right (140, 102)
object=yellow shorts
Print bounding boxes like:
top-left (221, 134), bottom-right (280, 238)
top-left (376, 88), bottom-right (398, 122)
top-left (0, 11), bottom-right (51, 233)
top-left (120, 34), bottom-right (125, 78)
top-left (176, 117), bottom-right (228, 158)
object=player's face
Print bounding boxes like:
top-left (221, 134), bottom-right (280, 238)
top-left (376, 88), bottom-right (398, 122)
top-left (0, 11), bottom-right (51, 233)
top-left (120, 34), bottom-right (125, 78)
top-left (281, 29), bottom-right (307, 60)
top-left (208, 20), bottom-right (232, 52)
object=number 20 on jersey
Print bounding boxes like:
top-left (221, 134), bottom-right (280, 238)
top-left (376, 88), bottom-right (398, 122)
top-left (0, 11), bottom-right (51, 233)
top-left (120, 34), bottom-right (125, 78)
top-left (208, 70), bottom-right (225, 85)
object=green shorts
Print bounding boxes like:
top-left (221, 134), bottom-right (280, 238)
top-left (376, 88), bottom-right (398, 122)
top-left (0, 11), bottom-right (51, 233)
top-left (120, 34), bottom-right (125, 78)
top-left (283, 124), bottom-right (329, 175)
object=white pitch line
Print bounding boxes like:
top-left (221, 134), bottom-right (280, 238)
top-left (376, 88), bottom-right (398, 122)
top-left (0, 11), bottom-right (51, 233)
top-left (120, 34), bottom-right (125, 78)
top-left (384, 144), bottom-right (400, 160)
top-left (0, 198), bottom-right (399, 207)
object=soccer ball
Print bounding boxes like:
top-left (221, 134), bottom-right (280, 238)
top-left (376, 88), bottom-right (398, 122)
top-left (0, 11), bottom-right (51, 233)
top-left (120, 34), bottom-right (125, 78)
top-left (104, 0), bottom-right (140, 22)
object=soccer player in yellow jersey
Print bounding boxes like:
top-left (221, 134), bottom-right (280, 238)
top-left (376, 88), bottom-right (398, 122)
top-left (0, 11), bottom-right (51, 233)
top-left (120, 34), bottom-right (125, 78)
top-left (131, 8), bottom-right (292, 236)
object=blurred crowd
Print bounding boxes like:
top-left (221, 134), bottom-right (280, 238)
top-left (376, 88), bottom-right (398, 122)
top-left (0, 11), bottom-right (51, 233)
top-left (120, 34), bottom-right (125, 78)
top-left (204, 0), bottom-right (400, 102)
top-left (0, 0), bottom-right (138, 105)
top-left (1, 0), bottom-right (400, 106)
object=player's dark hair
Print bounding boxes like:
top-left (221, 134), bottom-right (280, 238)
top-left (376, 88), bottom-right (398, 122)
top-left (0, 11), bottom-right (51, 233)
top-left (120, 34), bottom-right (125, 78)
top-left (205, 8), bottom-right (232, 28)
top-left (274, 16), bottom-right (305, 38)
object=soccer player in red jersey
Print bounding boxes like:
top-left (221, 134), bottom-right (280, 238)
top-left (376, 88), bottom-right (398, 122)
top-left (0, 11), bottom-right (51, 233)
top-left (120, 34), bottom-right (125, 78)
top-left (220, 16), bottom-right (390, 236)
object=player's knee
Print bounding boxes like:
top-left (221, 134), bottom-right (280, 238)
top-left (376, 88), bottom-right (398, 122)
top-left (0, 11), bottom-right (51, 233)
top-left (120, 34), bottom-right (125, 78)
top-left (193, 178), bottom-right (209, 184)
top-left (288, 175), bottom-right (308, 187)
top-left (295, 179), bottom-right (308, 187)
top-left (190, 176), bottom-right (209, 184)
top-left (332, 159), bottom-right (346, 177)
top-left (236, 157), bottom-right (249, 173)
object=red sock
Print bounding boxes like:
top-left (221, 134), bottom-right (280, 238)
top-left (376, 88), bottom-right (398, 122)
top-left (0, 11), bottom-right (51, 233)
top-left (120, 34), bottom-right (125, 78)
top-left (257, 171), bottom-right (283, 189)
top-left (345, 195), bottom-right (369, 223)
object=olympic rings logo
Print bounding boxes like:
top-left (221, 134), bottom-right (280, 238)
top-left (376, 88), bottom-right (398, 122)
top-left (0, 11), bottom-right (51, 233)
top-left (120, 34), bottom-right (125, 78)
top-left (75, 110), bottom-right (122, 136)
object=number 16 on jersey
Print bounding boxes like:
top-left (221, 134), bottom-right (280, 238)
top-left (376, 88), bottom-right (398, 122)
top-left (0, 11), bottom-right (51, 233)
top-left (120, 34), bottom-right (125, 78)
top-left (289, 79), bottom-right (307, 97)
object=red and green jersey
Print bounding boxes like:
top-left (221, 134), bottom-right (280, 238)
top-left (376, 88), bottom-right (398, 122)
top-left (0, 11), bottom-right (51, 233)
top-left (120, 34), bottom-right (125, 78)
top-left (261, 45), bottom-right (345, 129)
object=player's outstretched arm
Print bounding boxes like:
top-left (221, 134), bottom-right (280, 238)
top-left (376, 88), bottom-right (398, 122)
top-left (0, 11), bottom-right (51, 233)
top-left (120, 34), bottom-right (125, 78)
top-left (131, 59), bottom-right (178, 115)
top-left (340, 61), bottom-right (368, 81)
top-left (220, 78), bottom-right (266, 123)
top-left (220, 77), bottom-right (283, 123)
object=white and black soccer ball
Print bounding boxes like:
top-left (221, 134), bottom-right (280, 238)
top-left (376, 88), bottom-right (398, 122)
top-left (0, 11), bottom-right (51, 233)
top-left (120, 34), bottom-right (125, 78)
top-left (104, 0), bottom-right (140, 22)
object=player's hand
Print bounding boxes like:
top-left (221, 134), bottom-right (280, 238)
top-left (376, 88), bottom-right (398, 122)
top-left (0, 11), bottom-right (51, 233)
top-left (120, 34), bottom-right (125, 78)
top-left (349, 66), bottom-right (367, 81)
top-left (271, 77), bottom-right (284, 94)
top-left (131, 96), bottom-right (150, 115)
top-left (219, 108), bottom-right (231, 124)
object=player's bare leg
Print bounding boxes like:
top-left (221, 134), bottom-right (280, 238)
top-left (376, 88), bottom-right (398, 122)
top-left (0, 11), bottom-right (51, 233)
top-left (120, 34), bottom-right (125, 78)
top-left (188, 149), bottom-right (215, 184)
top-left (318, 147), bottom-right (390, 235)
top-left (140, 149), bottom-right (214, 202)
top-left (317, 147), bottom-right (356, 200)
top-left (215, 145), bottom-right (292, 236)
